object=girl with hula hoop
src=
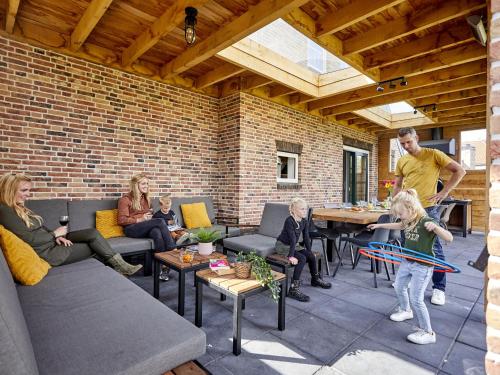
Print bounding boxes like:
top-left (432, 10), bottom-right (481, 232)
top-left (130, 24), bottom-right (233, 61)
top-left (367, 189), bottom-right (453, 345)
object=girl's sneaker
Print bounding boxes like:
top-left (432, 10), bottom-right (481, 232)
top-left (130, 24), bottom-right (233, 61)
top-left (390, 308), bottom-right (414, 322)
top-left (407, 329), bottom-right (436, 345)
top-left (159, 266), bottom-right (170, 282)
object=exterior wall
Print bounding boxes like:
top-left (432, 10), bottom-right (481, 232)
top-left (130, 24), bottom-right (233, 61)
top-left (487, 1), bottom-right (500, 373)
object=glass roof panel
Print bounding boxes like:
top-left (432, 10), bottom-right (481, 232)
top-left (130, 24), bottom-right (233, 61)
top-left (379, 102), bottom-right (415, 114)
top-left (246, 19), bottom-right (349, 74)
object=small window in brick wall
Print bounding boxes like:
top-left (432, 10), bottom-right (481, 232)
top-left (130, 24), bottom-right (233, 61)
top-left (277, 151), bottom-right (299, 183)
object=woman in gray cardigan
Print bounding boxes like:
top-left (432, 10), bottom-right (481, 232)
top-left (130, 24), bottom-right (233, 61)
top-left (0, 173), bottom-right (142, 276)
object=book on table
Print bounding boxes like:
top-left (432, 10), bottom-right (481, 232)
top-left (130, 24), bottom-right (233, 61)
top-left (209, 259), bottom-right (230, 270)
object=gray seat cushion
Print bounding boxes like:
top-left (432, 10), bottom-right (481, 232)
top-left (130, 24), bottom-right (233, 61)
top-left (68, 199), bottom-right (117, 232)
top-left (25, 199), bottom-right (69, 232)
top-left (171, 197), bottom-right (215, 227)
top-left (45, 258), bottom-right (104, 276)
top-left (258, 203), bottom-right (290, 238)
top-left (0, 250), bottom-right (39, 375)
top-left (223, 234), bottom-right (277, 257)
top-left (187, 225), bottom-right (240, 238)
top-left (107, 236), bottom-right (154, 253)
top-left (17, 264), bottom-right (206, 375)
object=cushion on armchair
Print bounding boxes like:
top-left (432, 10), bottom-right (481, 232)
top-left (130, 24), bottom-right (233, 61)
top-left (181, 202), bottom-right (212, 229)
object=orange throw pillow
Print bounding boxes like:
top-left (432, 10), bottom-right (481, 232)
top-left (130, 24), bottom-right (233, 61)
top-left (96, 209), bottom-right (125, 239)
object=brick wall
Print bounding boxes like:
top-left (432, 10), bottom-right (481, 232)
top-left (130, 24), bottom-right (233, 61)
top-left (487, 1), bottom-right (500, 373)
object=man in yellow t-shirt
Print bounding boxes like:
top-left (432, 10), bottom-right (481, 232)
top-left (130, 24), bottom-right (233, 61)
top-left (394, 127), bottom-right (466, 306)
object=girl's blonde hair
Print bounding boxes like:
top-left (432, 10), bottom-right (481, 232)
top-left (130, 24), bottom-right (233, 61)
top-left (0, 173), bottom-right (42, 228)
top-left (390, 189), bottom-right (426, 230)
top-left (129, 173), bottom-right (151, 211)
top-left (289, 197), bottom-right (307, 216)
top-left (159, 195), bottom-right (171, 206)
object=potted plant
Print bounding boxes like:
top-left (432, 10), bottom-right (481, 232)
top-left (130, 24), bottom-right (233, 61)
top-left (192, 228), bottom-right (221, 255)
top-left (235, 251), bottom-right (280, 302)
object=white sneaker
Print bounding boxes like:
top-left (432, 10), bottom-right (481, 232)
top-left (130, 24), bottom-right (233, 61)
top-left (159, 267), bottom-right (170, 282)
top-left (431, 289), bottom-right (445, 305)
top-left (390, 308), bottom-right (414, 322)
top-left (407, 329), bottom-right (436, 345)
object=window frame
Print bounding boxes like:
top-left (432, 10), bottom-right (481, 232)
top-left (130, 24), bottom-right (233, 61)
top-left (388, 138), bottom-right (407, 173)
top-left (276, 151), bottom-right (299, 184)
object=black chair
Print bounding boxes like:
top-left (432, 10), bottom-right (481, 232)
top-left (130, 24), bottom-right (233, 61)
top-left (308, 208), bottom-right (340, 276)
top-left (344, 214), bottom-right (392, 287)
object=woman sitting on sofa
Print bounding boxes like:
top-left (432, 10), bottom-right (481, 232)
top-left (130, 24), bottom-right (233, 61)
top-left (0, 172), bottom-right (142, 276)
top-left (117, 173), bottom-right (176, 278)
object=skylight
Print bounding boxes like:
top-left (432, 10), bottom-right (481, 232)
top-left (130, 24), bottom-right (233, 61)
top-left (247, 19), bottom-right (349, 75)
top-left (380, 102), bottom-right (415, 114)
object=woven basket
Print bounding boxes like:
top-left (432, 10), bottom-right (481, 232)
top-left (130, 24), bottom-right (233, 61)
top-left (234, 262), bottom-right (252, 279)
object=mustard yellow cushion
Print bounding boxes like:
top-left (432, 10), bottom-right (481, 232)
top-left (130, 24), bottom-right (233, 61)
top-left (180, 202), bottom-right (212, 229)
top-left (96, 209), bottom-right (125, 239)
top-left (0, 225), bottom-right (51, 285)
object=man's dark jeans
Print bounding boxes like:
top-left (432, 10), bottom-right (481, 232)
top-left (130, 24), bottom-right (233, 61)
top-left (425, 206), bottom-right (445, 292)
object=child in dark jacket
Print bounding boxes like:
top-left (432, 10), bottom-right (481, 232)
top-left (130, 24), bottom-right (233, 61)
top-left (275, 197), bottom-right (331, 302)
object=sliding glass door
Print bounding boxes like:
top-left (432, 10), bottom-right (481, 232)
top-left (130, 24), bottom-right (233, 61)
top-left (343, 147), bottom-right (369, 204)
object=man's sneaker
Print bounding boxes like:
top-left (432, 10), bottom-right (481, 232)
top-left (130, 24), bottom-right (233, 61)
top-left (390, 308), bottom-right (414, 322)
top-left (159, 267), bottom-right (170, 282)
top-left (176, 232), bottom-right (190, 245)
top-left (431, 289), bottom-right (445, 305)
top-left (407, 329), bottom-right (436, 345)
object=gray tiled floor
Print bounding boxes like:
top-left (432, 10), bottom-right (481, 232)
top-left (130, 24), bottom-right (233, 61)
top-left (130, 232), bottom-right (486, 375)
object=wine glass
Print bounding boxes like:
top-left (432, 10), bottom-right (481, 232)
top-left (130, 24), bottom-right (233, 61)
top-left (59, 215), bottom-right (69, 226)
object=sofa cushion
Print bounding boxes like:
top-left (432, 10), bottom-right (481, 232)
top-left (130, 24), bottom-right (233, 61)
top-left (106, 237), bottom-right (154, 254)
top-left (68, 199), bottom-right (117, 232)
top-left (171, 197), bottom-right (215, 227)
top-left (223, 234), bottom-right (277, 257)
top-left (258, 203), bottom-right (290, 238)
top-left (181, 202), bottom-right (212, 229)
top-left (45, 258), bottom-right (103, 276)
top-left (0, 249), bottom-right (39, 375)
top-left (0, 226), bottom-right (51, 286)
top-left (17, 264), bottom-right (206, 375)
top-left (25, 199), bottom-right (69, 231)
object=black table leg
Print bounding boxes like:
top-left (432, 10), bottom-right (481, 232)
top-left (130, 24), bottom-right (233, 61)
top-left (153, 259), bottom-right (160, 299)
top-left (326, 220), bottom-right (333, 261)
top-left (332, 239), bottom-right (347, 277)
top-left (195, 278), bottom-right (203, 327)
top-left (178, 270), bottom-right (186, 316)
top-left (278, 281), bottom-right (285, 331)
top-left (233, 296), bottom-right (243, 356)
top-left (462, 204), bottom-right (467, 238)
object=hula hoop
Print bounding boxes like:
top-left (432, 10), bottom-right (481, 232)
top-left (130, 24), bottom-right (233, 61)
top-left (356, 241), bottom-right (461, 273)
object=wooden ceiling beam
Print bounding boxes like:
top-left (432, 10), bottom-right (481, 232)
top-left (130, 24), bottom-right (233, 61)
top-left (414, 87), bottom-right (487, 106)
top-left (335, 113), bottom-right (359, 121)
top-left (160, 0), bottom-right (309, 78)
top-left (348, 118), bottom-right (372, 125)
top-left (5, 0), bottom-right (21, 33)
top-left (269, 85), bottom-right (297, 98)
top-left (428, 96), bottom-right (486, 112)
top-left (70, 0), bottom-right (114, 51)
top-left (322, 73), bottom-right (486, 116)
top-left (242, 75), bottom-right (273, 90)
top-left (195, 63), bottom-right (245, 89)
top-left (343, 0), bottom-right (485, 55)
top-left (308, 60), bottom-right (486, 111)
top-left (379, 119), bottom-right (486, 132)
top-left (432, 104), bottom-right (486, 117)
top-left (363, 23), bottom-right (473, 69)
top-left (434, 111), bottom-right (486, 122)
top-left (379, 42), bottom-right (486, 80)
top-left (315, 0), bottom-right (404, 37)
top-left (122, 0), bottom-right (209, 67)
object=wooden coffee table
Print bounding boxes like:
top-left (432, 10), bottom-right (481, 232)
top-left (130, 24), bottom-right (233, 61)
top-left (195, 268), bottom-right (286, 356)
top-left (153, 249), bottom-right (227, 316)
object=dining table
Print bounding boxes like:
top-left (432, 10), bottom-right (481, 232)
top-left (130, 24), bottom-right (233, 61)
top-left (312, 207), bottom-right (390, 262)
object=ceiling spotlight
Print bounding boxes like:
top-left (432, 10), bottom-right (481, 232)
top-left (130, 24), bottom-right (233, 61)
top-left (376, 85), bottom-right (384, 92)
top-left (433, 104), bottom-right (437, 111)
top-left (184, 7), bottom-right (198, 45)
top-left (413, 103), bottom-right (437, 115)
top-left (400, 78), bottom-right (408, 86)
top-left (467, 15), bottom-right (487, 47)
top-left (389, 82), bottom-right (396, 89)
top-left (375, 76), bottom-right (407, 92)
top-left (413, 109), bottom-right (417, 115)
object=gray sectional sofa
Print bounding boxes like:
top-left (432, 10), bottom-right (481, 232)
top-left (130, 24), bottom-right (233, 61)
top-left (0, 247), bottom-right (206, 375)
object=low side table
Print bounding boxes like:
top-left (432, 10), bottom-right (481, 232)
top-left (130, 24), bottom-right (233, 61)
top-left (195, 268), bottom-right (286, 356)
top-left (153, 249), bottom-right (227, 316)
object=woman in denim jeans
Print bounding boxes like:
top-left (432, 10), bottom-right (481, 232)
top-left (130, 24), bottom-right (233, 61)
top-left (368, 189), bottom-right (453, 345)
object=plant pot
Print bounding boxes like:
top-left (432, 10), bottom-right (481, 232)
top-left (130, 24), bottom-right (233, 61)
top-left (234, 261), bottom-right (252, 278)
top-left (198, 242), bottom-right (214, 256)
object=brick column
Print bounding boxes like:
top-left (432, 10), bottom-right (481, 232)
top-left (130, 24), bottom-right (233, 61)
top-left (487, 1), bottom-right (500, 373)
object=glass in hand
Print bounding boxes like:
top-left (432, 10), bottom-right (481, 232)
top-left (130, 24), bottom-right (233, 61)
top-left (59, 215), bottom-right (69, 226)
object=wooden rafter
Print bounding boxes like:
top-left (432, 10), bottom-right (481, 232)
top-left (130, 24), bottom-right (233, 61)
top-left (427, 97), bottom-right (486, 112)
top-left (363, 23), bottom-right (473, 69)
top-left (269, 85), bottom-right (297, 98)
top-left (342, 0), bottom-right (485, 55)
top-left (122, 0), bottom-right (209, 67)
top-left (315, 0), bottom-right (405, 37)
top-left (70, 0), bottom-right (114, 51)
top-left (242, 75), bottom-right (272, 90)
top-left (414, 87), bottom-right (487, 106)
top-left (432, 104), bottom-right (486, 117)
top-left (5, 0), bottom-right (21, 33)
top-left (322, 73), bottom-right (486, 116)
top-left (196, 63), bottom-right (245, 89)
top-left (160, 0), bottom-right (309, 78)
top-left (335, 113), bottom-right (359, 121)
top-left (380, 118), bottom-right (486, 132)
top-left (308, 60), bottom-right (486, 112)
top-left (379, 42), bottom-right (486, 80)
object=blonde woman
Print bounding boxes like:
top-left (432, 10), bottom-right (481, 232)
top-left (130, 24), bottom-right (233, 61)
top-left (368, 189), bottom-right (453, 345)
top-left (0, 173), bottom-right (142, 276)
top-left (275, 197), bottom-right (331, 302)
top-left (118, 174), bottom-right (176, 279)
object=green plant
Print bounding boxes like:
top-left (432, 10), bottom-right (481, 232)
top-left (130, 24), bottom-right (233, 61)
top-left (192, 228), bottom-right (221, 243)
top-left (236, 251), bottom-right (280, 302)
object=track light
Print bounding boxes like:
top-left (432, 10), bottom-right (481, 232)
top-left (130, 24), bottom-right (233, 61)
top-left (184, 7), bottom-right (198, 45)
top-left (467, 15), bottom-right (487, 47)
top-left (413, 104), bottom-right (437, 114)
top-left (375, 76), bottom-right (407, 92)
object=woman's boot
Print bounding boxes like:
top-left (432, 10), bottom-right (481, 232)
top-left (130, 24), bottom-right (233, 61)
top-left (311, 273), bottom-right (332, 289)
top-left (108, 254), bottom-right (143, 276)
top-left (288, 280), bottom-right (310, 302)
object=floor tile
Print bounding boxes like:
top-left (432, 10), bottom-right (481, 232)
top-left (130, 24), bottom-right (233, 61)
top-left (457, 319), bottom-right (486, 351)
top-left (334, 285), bottom-right (399, 314)
top-left (441, 342), bottom-right (486, 375)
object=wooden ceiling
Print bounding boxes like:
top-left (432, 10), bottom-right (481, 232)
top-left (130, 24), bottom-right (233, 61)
top-left (0, 0), bottom-right (487, 134)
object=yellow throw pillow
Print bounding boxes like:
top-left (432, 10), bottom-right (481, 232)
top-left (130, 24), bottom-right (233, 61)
top-left (96, 209), bottom-right (125, 239)
top-left (180, 202), bottom-right (212, 229)
top-left (0, 225), bottom-right (51, 285)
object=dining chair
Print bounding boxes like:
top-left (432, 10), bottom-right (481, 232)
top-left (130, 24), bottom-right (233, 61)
top-left (308, 208), bottom-right (340, 276)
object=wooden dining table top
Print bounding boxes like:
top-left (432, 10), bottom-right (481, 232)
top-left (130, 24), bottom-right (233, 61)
top-left (312, 208), bottom-right (389, 225)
